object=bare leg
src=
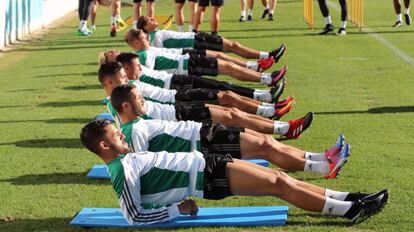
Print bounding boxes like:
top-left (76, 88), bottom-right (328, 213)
top-left (239, 132), bottom-right (306, 170)
top-left (217, 90), bottom-right (260, 114)
top-left (189, 1), bottom-right (198, 28)
top-left (227, 159), bottom-right (325, 211)
top-left (133, 2), bottom-right (142, 22)
top-left (111, 0), bottom-right (121, 18)
top-left (261, 0), bottom-right (268, 7)
top-left (404, 0), bottom-right (411, 8)
top-left (269, 0), bottom-right (277, 13)
top-left (206, 50), bottom-right (247, 67)
top-left (175, 3), bottom-right (185, 28)
top-left (147, 1), bottom-right (155, 18)
top-left (211, 6), bottom-right (221, 33)
top-left (222, 38), bottom-right (261, 59)
top-left (394, 0), bottom-right (402, 14)
top-left (89, 0), bottom-right (98, 26)
top-left (193, 6), bottom-right (206, 31)
top-left (218, 60), bottom-right (262, 82)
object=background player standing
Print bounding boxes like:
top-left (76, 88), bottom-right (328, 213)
top-left (393, 0), bottom-right (411, 27)
top-left (317, 0), bottom-right (347, 35)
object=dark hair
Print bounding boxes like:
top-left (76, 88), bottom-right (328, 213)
top-left (136, 16), bottom-right (148, 32)
top-left (116, 53), bottom-right (139, 66)
top-left (80, 119), bottom-right (112, 155)
top-left (98, 62), bottom-right (123, 84)
top-left (111, 84), bottom-right (137, 113)
top-left (125, 29), bottom-right (143, 46)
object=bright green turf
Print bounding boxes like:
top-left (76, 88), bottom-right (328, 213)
top-left (0, 0), bottom-right (413, 231)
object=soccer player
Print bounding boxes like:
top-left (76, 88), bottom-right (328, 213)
top-left (192, 0), bottom-right (223, 35)
top-left (317, 0), bottom-right (347, 35)
top-left (77, 0), bottom-right (93, 36)
top-left (99, 62), bottom-right (294, 126)
top-left (111, 84), bottom-right (348, 178)
top-left (265, 0), bottom-right (277, 21)
top-left (240, 0), bottom-right (254, 21)
top-left (175, 0), bottom-right (198, 32)
top-left (132, 0), bottom-right (155, 29)
top-left (393, 0), bottom-right (411, 27)
top-left (80, 120), bottom-right (388, 225)
top-left (125, 29), bottom-right (285, 85)
top-left (136, 16), bottom-right (286, 60)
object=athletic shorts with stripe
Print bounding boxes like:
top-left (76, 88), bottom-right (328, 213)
top-left (174, 103), bottom-right (212, 124)
top-left (198, 0), bottom-right (223, 7)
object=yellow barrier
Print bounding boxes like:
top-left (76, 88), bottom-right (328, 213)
top-left (303, 0), bottom-right (314, 29)
top-left (348, 0), bottom-right (364, 30)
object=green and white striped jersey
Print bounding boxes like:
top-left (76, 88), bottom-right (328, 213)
top-left (140, 65), bottom-right (173, 89)
top-left (121, 118), bottom-right (202, 153)
top-left (135, 47), bottom-right (189, 75)
top-left (106, 97), bottom-right (177, 128)
top-left (107, 150), bottom-right (205, 225)
top-left (149, 30), bottom-right (195, 49)
top-left (128, 80), bottom-right (176, 104)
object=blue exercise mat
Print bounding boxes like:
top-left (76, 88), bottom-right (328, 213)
top-left (87, 159), bottom-right (269, 179)
top-left (70, 206), bottom-right (288, 228)
top-left (95, 113), bottom-right (114, 122)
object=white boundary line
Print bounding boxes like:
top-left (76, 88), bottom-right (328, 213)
top-left (326, 0), bottom-right (414, 67)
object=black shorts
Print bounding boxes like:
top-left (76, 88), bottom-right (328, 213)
top-left (175, 0), bottom-right (197, 3)
top-left (175, 103), bottom-right (212, 123)
top-left (194, 32), bottom-right (223, 51)
top-left (133, 0), bottom-right (154, 2)
top-left (175, 88), bottom-right (219, 104)
top-left (199, 123), bottom-right (243, 159)
top-left (203, 152), bottom-right (233, 200)
top-left (182, 48), bottom-right (206, 56)
top-left (188, 53), bottom-right (219, 76)
top-left (198, 0), bottom-right (223, 7)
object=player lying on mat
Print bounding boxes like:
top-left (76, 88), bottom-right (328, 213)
top-left (101, 51), bottom-right (287, 102)
top-left (110, 84), bottom-right (346, 178)
top-left (99, 62), bottom-right (295, 122)
top-left (136, 15), bottom-right (286, 61)
top-left (125, 29), bottom-right (286, 85)
top-left (80, 120), bottom-right (388, 225)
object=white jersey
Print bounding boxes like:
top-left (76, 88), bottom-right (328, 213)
top-left (130, 80), bottom-right (177, 104)
top-left (136, 47), bottom-right (189, 75)
top-left (140, 65), bottom-right (173, 89)
top-left (107, 151), bottom-right (205, 225)
top-left (149, 30), bottom-right (196, 49)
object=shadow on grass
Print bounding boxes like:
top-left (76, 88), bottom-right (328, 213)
top-left (33, 72), bottom-right (97, 78)
top-left (3, 44), bottom-right (123, 53)
top-left (0, 138), bottom-right (82, 149)
top-left (0, 118), bottom-right (92, 124)
top-left (0, 172), bottom-right (108, 186)
top-left (38, 100), bottom-right (100, 107)
top-left (315, 106), bottom-right (414, 115)
top-left (6, 88), bottom-right (38, 93)
top-left (63, 85), bottom-right (101, 91)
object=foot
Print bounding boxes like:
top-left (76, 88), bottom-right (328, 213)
top-left (110, 24), bottom-right (117, 37)
top-left (345, 192), bottom-right (369, 201)
top-left (89, 26), bottom-right (96, 34)
top-left (336, 27), bottom-right (347, 36)
top-left (257, 57), bottom-right (274, 72)
top-left (268, 13), bottom-right (274, 21)
top-left (272, 95), bottom-right (295, 120)
top-left (247, 15), bottom-right (253, 21)
top-left (284, 112), bottom-right (314, 139)
top-left (261, 8), bottom-right (270, 19)
top-left (239, 16), bottom-right (246, 22)
top-left (116, 18), bottom-right (127, 32)
top-left (405, 14), bottom-right (411, 25)
top-left (270, 77), bottom-right (287, 102)
top-left (319, 23), bottom-right (334, 35)
top-left (270, 65), bottom-right (288, 87)
top-left (345, 189), bottom-right (389, 225)
top-left (325, 134), bottom-right (345, 162)
top-left (269, 43), bottom-right (286, 63)
top-left (324, 143), bottom-right (350, 179)
top-left (77, 29), bottom-right (91, 36)
top-left (393, 21), bottom-right (402, 27)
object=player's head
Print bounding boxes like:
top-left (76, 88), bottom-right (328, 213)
top-left (111, 84), bottom-right (146, 118)
top-left (98, 49), bottom-right (120, 65)
top-left (116, 53), bottom-right (141, 80)
top-left (125, 29), bottom-right (149, 50)
top-left (80, 119), bottom-right (130, 158)
top-left (98, 62), bottom-right (128, 92)
top-left (136, 16), bottom-right (158, 33)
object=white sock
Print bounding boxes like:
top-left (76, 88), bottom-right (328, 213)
top-left (115, 14), bottom-right (121, 21)
top-left (253, 91), bottom-right (272, 102)
top-left (256, 105), bottom-right (275, 117)
top-left (90, 25), bottom-right (96, 30)
top-left (261, 102), bottom-right (274, 107)
top-left (397, 14), bottom-right (402, 22)
top-left (322, 197), bottom-right (353, 216)
top-left (79, 20), bottom-right (85, 29)
top-left (325, 189), bottom-right (349, 201)
top-left (241, 11), bottom-right (246, 18)
top-left (266, 4), bottom-right (270, 9)
top-left (273, 121), bottom-right (289, 135)
top-left (324, 16), bottom-right (332, 24)
top-left (132, 21), bottom-right (138, 29)
top-left (188, 25), bottom-right (193, 32)
top-left (269, 10), bottom-right (274, 14)
top-left (406, 8), bottom-right (410, 15)
top-left (259, 51), bottom-right (269, 59)
top-left (248, 9), bottom-right (253, 16)
top-left (340, 21), bottom-right (347, 29)
top-left (304, 160), bottom-right (329, 175)
top-left (260, 73), bottom-right (272, 85)
top-left (178, 25), bottom-right (185, 32)
top-left (304, 152), bottom-right (326, 162)
top-left (246, 61), bottom-right (259, 71)
top-left (111, 16), bottom-right (116, 24)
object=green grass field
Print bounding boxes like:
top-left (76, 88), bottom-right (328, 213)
top-left (0, 0), bottom-right (413, 231)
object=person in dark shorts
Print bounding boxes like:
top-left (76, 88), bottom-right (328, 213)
top-left (132, 0), bottom-right (155, 29)
top-left (80, 119), bottom-right (389, 225)
top-left (193, 0), bottom-right (224, 34)
top-left (175, 0), bottom-right (198, 32)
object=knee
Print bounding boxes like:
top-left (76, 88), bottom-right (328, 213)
top-left (272, 173), bottom-right (297, 197)
top-left (221, 90), bottom-right (235, 101)
top-left (229, 107), bottom-right (242, 120)
top-left (229, 41), bottom-right (241, 50)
